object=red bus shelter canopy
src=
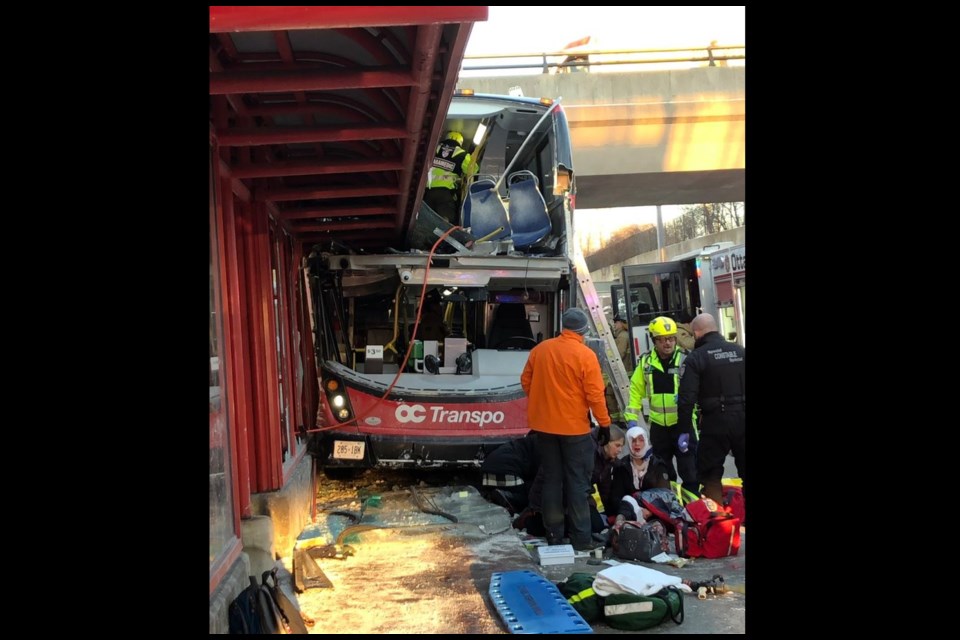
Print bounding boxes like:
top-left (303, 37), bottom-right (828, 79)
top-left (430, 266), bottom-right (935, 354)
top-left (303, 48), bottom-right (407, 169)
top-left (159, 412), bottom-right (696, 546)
top-left (210, 6), bottom-right (487, 252)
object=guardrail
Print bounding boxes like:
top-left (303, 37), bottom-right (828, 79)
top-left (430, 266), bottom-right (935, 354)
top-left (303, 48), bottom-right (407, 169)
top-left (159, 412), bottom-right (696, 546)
top-left (461, 44), bottom-right (744, 74)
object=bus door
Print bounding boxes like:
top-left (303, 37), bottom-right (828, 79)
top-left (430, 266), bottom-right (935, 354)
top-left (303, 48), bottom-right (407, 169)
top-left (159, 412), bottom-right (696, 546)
top-left (613, 261), bottom-right (692, 363)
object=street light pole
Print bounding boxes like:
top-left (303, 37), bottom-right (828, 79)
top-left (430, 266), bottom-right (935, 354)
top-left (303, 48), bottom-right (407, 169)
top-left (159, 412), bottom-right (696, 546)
top-left (656, 204), bottom-right (666, 261)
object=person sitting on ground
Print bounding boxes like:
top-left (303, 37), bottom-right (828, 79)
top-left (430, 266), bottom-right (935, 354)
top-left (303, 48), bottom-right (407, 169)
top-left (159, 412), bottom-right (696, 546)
top-left (518, 424), bottom-right (625, 541)
top-left (479, 431), bottom-right (540, 515)
top-left (609, 424), bottom-right (671, 526)
top-left (590, 423), bottom-right (626, 534)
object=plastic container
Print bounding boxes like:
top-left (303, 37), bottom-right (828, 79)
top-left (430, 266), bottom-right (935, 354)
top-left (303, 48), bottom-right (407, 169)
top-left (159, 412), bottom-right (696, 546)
top-left (410, 340), bottom-right (424, 372)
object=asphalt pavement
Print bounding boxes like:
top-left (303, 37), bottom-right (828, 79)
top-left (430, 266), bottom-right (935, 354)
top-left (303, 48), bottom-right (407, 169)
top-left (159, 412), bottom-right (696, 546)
top-left (296, 480), bottom-right (744, 634)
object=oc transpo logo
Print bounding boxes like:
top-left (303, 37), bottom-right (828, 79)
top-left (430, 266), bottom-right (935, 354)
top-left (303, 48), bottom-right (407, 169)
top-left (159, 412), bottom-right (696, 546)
top-left (395, 404), bottom-right (427, 423)
top-left (394, 404), bottom-right (506, 427)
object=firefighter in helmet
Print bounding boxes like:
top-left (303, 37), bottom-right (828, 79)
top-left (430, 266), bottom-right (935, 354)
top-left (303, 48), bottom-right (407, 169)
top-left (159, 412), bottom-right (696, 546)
top-left (623, 316), bottom-right (699, 497)
top-left (424, 130), bottom-right (475, 225)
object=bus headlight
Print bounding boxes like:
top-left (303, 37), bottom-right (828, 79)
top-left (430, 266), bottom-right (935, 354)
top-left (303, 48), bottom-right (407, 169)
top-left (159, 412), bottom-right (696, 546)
top-left (322, 372), bottom-right (357, 423)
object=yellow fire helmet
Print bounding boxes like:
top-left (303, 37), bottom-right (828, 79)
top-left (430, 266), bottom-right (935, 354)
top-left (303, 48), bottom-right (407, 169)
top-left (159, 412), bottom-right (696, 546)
top-left (445, 130), bottom-right (464, 146)
top-left (648, 316), bottom-right (677, 337)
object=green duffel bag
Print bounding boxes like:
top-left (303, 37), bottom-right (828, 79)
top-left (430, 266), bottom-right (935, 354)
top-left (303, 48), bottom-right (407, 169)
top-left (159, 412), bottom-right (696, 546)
top-left (555, 572), bottom-right (602, 623)
top-left (603, 586), bottom-right (684, 630)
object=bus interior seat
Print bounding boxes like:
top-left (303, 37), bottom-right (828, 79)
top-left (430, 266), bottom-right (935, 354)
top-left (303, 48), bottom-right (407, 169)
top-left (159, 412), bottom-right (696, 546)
top-left (507, 170), bottom-right (552, 249)
top-left (462, 177), bottom-right (511, 241)
top-left (487, 303), bottom-right (534, 350)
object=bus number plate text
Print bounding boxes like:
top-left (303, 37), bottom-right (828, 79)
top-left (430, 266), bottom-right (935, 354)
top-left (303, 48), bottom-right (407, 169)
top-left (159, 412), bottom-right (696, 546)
top-left (333, 440), bottom-right (365, 460)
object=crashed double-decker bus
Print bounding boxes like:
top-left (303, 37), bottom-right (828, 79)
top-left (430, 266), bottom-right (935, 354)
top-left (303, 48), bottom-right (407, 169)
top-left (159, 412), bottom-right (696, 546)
top-left (307, 91), bottom-right (583, 473)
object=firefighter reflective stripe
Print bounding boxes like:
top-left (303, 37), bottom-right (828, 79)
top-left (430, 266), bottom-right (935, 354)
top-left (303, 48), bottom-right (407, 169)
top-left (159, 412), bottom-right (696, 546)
top-left (623, 366), bottom-right (643, 423)
top-left (670, 481), bottom-right (700, 506)
top-left (605, 600), bottom-right (654, 615)
top-left (428, 143), bottom-right (470, 189)
top-left (483, 473), bottom-right (524, 487)
top-left (428, 167), bottom-right (458, 189)
top-left (568, 586), bottom-right (597, 605)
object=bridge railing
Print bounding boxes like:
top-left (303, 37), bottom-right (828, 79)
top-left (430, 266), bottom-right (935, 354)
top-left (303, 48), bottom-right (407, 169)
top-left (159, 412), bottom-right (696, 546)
top-left (461, 44), bottom-right (745, 75)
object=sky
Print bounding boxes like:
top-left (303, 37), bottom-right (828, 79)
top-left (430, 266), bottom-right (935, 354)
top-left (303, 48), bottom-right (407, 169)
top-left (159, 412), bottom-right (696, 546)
top-left (463, 6), bottom-right (745, 236)
top-left (465, 6), bottom-right (744, 57)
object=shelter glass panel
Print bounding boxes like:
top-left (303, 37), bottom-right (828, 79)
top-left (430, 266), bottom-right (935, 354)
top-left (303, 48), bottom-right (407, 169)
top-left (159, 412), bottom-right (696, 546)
top-left (209, 144), bottom-right (236, 566)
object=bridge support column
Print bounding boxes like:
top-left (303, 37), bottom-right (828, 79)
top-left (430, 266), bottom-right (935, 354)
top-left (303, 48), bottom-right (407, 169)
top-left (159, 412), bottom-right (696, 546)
top-left (656, 205), bottom-right (666, 262)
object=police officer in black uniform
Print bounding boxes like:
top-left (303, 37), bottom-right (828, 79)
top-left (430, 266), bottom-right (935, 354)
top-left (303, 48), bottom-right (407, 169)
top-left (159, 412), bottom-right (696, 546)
top-left (676, 312), bottom-right (745, 506)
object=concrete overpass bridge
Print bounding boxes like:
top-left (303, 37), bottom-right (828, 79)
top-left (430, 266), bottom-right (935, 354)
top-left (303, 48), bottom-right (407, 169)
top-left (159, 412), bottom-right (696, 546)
top-left (457, 62), bottom-right (744, 209)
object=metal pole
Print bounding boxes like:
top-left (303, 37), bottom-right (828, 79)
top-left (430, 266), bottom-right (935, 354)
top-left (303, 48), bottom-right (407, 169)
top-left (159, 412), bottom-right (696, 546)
top-left (656, 205), bottom-right (666, 261)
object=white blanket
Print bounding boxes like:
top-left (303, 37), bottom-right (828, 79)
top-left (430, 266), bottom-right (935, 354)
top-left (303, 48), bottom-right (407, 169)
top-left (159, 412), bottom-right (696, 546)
top-left (592, 563), bottom-right (692, 597)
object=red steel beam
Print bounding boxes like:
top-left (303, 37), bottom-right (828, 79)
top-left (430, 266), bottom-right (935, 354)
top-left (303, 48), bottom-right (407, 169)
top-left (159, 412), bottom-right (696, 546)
top-left (242, 101), bottom-right (375, 120)
top-left (218, 123), bottom-right (406, 146)
top-left (394, 23), bottom-right (441, 233)
top-left (402, 24), bottom-right (475, 234)
top-left (231, 157), bottom-right (403, 179)
top-left (218, 158), bottom-right (252, 202)
top-left (209, 47), bottom-right (245, 117)
top-left (218, 174), bottom-right (253, 520)
top-left (263, 185), bottom-right (400, 202)
top-left (277, 205), bottom-right (396, 220)
top-left (297, 231), bottom-right (396, 243)
top-left (274, 31), bottom-right (326, 162)
top-left (210, 67), bottom-right (413, 94)
top-left (292, 219), bottom-right (395, 233)
top-left (237, 201), bottom-right (285, 489)
top-left (210, 6), bottom-right (488, 32)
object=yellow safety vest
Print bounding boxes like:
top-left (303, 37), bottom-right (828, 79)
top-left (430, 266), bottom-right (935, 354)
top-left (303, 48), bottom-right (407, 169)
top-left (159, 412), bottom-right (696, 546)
top-left (624, 349), bottom-right (685, 426)
top-left (428, 142), bottom-right (472, 190)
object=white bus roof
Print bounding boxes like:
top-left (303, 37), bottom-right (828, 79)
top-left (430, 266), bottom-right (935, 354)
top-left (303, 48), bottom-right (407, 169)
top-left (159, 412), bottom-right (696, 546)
top-left (671, 241), bottom-right (736, 262)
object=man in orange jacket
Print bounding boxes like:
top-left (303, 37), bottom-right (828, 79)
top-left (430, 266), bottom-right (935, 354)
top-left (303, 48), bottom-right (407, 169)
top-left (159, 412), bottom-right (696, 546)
top-left (520, 307), bottom-right (612, 550)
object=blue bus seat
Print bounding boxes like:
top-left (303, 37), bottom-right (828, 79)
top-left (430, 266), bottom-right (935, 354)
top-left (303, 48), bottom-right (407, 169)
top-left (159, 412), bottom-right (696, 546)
top-left (507, 171), bottom-right (551, 249)
top-left (461, 175), bottom-right (496, 228)
top-left (463, 177), bottom-right (511, 242)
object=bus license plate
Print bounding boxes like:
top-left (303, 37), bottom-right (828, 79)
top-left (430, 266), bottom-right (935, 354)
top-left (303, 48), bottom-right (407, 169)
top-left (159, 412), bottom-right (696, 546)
top-left (333, 440), bottom-right (365, 460)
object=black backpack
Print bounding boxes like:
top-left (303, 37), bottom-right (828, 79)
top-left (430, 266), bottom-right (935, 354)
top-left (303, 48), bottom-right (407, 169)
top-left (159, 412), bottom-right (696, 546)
top-left (228, 568), bottom-right (308, 634)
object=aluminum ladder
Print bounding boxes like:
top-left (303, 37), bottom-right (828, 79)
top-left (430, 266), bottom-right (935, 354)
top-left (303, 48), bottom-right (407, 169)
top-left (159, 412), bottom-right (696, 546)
top-left (573, 249), bottom-right (640, 425)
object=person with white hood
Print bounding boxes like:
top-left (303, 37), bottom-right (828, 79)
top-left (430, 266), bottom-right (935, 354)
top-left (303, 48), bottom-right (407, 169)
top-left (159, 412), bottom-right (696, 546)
top-left (609, 424), bottom-right (671, 524)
